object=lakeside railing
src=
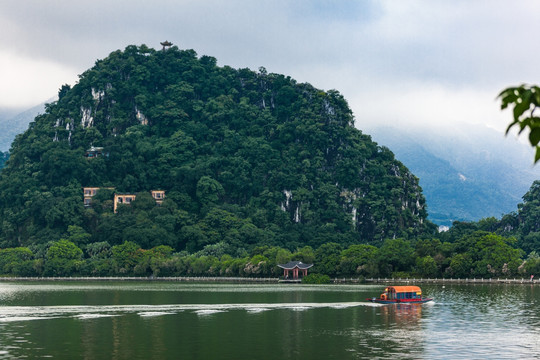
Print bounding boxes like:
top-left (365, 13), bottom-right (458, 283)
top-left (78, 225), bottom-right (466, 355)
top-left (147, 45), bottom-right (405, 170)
top-left (0, 276), bottom-right (280, 282)
top-left (0, 276), bottom-right (537, 284)
top-left (340, 277), bottom-right (538, 284)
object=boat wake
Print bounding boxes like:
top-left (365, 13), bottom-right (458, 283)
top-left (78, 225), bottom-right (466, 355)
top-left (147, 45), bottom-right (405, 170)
top-left (0, 302), bottom-right (382, 322)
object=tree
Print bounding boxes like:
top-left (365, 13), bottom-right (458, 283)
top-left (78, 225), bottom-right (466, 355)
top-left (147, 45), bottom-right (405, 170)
top-left (292, 246), bottom-right (315, 264)
top-left (452, 231), bottom-right (522, 278)
top-left (47, 239), bottom-right (83, 260)
top-left (44, 239), bottom-right (83, 276)
top-left (339, 244), bottom-right (379, 277)
top-left (66, 225), bottom-right (91, 246)
top-left (448, 253), bottom-right (473, 278)
top-left (111, 241), bottom-right (142, 274)
top-left (0, 247), bottom-right (35, 275)
top-left (499, 84), bottom-right (540, 162)
top-left (523, 251), bottom-right (540, 276)
top-left (472, 233), bottom-right (522, 277)
top-left (415, 256), bottom-right (438, 277)
top-left (132, 192), bottom-right (156, 212)
top-left (378, 238), bottom-right (415, 276)
top-left (58, 84), bottom-right (71, 100)
top-left (196, 176), bottom-right (224, 214)
top-left (314, 243), bottom-right (343, 276)
top-left (85, 241), bottom-right (111, 258)
top-left (0, 151), bottom-right (8, 170)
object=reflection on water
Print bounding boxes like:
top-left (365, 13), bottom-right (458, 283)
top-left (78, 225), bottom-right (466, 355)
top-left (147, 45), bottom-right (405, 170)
top-left (421, 284), bottom-right (540, 359)
top-left (0, 282), bottom-right (537, 359)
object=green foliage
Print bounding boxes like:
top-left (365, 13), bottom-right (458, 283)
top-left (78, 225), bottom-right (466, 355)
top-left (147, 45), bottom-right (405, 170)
top-left (0, 247), bottom-right (35, 276)
top-left (111, 241), bottom-right (142, 273)
top-left (302, 273), bottom-right (331, 284)
top-left (44, 239), bottom-right (83, 276)
top-left (292, 246), bottom-right (315, 264)
top-left (378, 238), bottom-right (415, 276)
top-left (85, 241), bottom-right (111, 258)
top-left (499, 84), bottom-right (540, 162)
top-left (447, 231), bottom-right (522, 278)
top-left (469, 181), bottom-right (540, 255)
top-left (315, 243), bottom-right (343, 276)
top-left (515, 181), bottom-right (540, 252)
top-left (522, 251), bottom-right (540, 275)
top-left (196, 176), bottom-right (224, 213)
top-left (415, 256), bottom-right (438, 277)
top-left (66, 225), bottom-right (91, 246)
top-left (0, 151), bottom-right (8, 170)
top-left (339, 244), bottom-right (379, 277)
top-left (47, 239), bottom-right (83, 260)
top-left (448, 253), bottom-right (473, 278)
top-left (0, 228), bottom-right (529, 279)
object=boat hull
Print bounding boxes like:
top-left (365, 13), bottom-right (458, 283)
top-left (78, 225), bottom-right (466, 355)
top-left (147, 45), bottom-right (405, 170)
top-left (367, 298), bottom-right (433, 304)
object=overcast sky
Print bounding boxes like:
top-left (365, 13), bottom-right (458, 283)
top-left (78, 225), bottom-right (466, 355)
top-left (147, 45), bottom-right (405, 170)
top-left (1, 0), bottom-right (539, 134)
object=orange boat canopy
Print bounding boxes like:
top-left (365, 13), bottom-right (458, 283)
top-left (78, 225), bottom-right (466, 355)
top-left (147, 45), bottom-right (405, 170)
top-left (385, 286), bottom-right (422, 294)
top-left (379, 286), bottom-right (423, 300)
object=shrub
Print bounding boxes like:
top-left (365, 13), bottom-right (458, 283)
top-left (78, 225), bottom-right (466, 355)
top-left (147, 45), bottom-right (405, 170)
top-left (302, 273), bottom-right (331, 284)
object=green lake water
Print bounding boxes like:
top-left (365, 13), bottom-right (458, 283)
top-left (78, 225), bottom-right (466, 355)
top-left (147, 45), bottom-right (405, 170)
top-left (0, 282), bottom-right (538, 359)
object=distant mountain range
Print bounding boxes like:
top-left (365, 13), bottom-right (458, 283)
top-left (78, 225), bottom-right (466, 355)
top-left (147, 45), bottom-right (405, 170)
top-left (0, 103), bottom-right (47, 151)
top-left (365, 124), bottom-right (540, 226)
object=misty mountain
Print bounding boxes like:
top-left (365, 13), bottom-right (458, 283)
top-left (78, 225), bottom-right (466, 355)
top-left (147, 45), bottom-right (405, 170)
top-left (366, 124), bottom-right (540, 226)
top-left (0, 103), bottom-right (47, 152)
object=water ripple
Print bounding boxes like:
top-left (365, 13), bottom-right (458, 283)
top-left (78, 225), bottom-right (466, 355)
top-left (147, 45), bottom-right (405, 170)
top-left (0, 301), bottom-right (376, 322)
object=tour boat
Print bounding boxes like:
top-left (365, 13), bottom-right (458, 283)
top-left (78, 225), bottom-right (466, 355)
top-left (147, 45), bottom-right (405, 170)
top-left (367, 285), bottom-right (432, 304)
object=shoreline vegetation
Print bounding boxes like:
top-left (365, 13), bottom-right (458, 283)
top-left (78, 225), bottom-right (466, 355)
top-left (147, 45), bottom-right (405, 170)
top-left (0, 276), bottom-right (537, 285)
top-left (0, 229), bottom-right (535, 282)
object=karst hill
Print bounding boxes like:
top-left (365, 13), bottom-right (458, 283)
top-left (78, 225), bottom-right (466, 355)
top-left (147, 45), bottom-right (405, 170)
top-left (0, 44), bottom-right (435, 252)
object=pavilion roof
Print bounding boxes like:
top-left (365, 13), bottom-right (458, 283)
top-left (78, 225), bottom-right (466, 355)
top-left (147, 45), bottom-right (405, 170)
top-left (277, 261), bottom-right (313, 270)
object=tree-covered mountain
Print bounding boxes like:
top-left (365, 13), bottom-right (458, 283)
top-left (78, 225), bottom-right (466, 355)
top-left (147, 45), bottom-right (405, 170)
top-left (474, 180), bottom-right (540, 256)
top-left (0, 44), bottom-right (435, 254)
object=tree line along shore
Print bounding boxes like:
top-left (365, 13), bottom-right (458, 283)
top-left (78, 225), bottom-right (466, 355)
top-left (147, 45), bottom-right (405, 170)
top-left (0, 227), bottom-right (537, 282)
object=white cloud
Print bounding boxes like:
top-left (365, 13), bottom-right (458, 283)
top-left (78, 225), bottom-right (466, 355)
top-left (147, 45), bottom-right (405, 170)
top-left (0, 50), bottom-right (78, 108)
top-left (352, 82), bottom-right (508, 132)
top-left (0, 0), bottom-right (539, 138)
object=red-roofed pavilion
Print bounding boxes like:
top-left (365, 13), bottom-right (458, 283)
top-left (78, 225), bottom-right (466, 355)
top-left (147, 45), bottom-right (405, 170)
top-left (278, 261), bottom-right (313, 280)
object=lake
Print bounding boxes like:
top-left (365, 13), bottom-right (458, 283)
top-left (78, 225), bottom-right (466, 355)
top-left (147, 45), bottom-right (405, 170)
top-left (0, 281), bottom-right (538, 359)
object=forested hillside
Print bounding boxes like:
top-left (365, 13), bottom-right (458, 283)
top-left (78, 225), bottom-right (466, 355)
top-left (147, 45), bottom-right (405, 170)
top-left (476, 180), bottom-right (540, 255)
top-left (0, 45), bottom-right (435, 255)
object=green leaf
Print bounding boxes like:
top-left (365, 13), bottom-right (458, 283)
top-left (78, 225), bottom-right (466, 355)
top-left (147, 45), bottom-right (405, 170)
top-left (529, 128), bottom-right (540, 146)
top-left (498, 88), bottom-right (518, 110)
top-left (533, 87), bottom-right (540, 106)
top-left (535, 146), bottom-right (540, 163)
top-left (513, 98), bottom-right (531, 121)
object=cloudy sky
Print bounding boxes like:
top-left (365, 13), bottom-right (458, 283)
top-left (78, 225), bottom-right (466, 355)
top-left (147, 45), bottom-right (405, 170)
top-left (1, 0), bottom-right (539, 134)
